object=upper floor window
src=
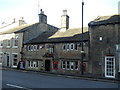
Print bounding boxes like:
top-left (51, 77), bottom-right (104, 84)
top-left (62, 43), bottom-right (79, 51)
top-left (7, 40), bottom-right (11, 47)
top-left (70, 43), bottom-right (74, 50)
top-left (74, 44), bottom-right (78, 51)
top-left (67, 44), bottom-right (70, 51)
top-left (62, 44), bottom-right (66, 51)
top-left (13, 34), bottom-right (19, 47)
top-left (33, 45), bottom-right (37, 51)
top-left (31, 45), bottom-right (33, 51)
top-left (0, 41), bottom-right (3, 47)
top-left (49, 47), bottom-right (54, 54)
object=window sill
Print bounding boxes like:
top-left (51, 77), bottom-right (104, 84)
top-left (12, 46), bottom-right (18, 48)
top-left (6, 46), bottom-right (11, 48)
top-left (12, 66), bottom-right (17, 68)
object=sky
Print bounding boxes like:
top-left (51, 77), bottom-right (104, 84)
top-left (0, 0), bottom-right (119, 28)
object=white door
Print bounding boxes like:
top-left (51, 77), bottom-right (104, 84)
top-left (105, 56), bottom-right (115, 78)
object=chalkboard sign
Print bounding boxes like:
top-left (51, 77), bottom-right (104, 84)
top-left (17, 61), bottom-right (25, 70)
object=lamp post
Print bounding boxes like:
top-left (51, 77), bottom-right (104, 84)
top-left (81, 0), bottom-right (84, 75)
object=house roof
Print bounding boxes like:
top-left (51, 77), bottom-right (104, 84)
top-left (25, 27), bottom-right (89, 44)
top-left (88, 14), bottom-right (120, 26)
top-left (49, 27), bottom-right (88, 38)
top-left (15, 23), bottom-right (59, 33)
top-left (0, 23), bottom-right (34, 35)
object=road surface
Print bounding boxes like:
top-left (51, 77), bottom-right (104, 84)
top-left (1, 69), bottom-right (119, 89)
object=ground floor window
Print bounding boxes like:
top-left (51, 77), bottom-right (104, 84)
top-left (66, 61), bottom-right (70, 70)
top-left (75, 61), bottom-right (78, 70)
top-left (0, 54), bottom-right (2, 64)
top-left (105, 56), bottom-right (115, 78)
top-left (28, 60), bottom-right (39, 68)
top-left (6, 53), bottom-right (10, 67)
top-left (62, 61), bottom-right (66, 69)
top-left (119, 53), bottom-right (120, 72)
top-left (61, 61), bottom-right (78, 70)
top-left (12, 54), bottom-right (18, 67)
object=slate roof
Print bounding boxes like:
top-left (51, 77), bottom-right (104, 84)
top-left (0, 23), bottom-right (34, 35)
top-left (25, 27), bottom-right (89, 44)
top-left (15, 23), bottom-right (59, 33)
top-left (88, 14), bottom-right (120, 26)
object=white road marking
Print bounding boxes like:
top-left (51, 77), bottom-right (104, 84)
top-left (6, 84), bottom-right (32, 90)
top-left (6, 84), bottom-right (24, 88)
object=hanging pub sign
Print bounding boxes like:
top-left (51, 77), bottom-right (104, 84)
top-left (17, 61), bottom-right (25, 70)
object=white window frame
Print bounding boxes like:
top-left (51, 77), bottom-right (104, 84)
top-left (70, 61), bottom-right (74, 70)
top-left (62, 44), bottom-right (66, 51)
top-left (31, 45), bottom-right (33, 51)
top-left (0, 41), bottom-right (3, 48)
top-left (33, 61), bottom-right (36, 67)
top-left (0, 53), bottom-right (3, 64)
top-left (66, 61), bottom-right (70, 70)
top-left (28, 60), bottom-right (31, 67)
top-left (37, 45), bottom-right (39, 51)
top-left (67, 44), bottom-right (70, 51)
top-left (70, 43), bottom-right (74, 51)
top-left (13, 34), bottom-right (19, 48)
top-left (74, 43), bottom-right (78, 51)
top-left (105, 56), bottom-right (115, 78)
top-left (28, 45), bottom-right (31, 51)
top-left (74, 61), bottom-right (78, 70)
top-left (33, 45), bottom-right (37, 51)
top-left (6, 39), bottom-right (11, 48)
top-left (50, 47), bottom-right (54, 54)
top-left (62, 61), bottom-right (66, 69)
top-left (5, 53), bottom-right (10, 67)
top-left (118, 52), bottom-right (120, 72)
top-left (12, 53), bottom-right (18, 68)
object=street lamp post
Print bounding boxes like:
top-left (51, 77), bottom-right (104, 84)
top-left (81, 0), bottom-right (84, 75)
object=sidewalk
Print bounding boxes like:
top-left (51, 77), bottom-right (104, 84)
top-left (2, 67), bottom-right (120, 84)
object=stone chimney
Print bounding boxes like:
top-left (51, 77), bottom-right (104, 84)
top-left (38, 9), bottom-right (47, 24)
top-left (12, 18), bottom-right (16, 23)
top-left (61, 10), bottom-right (69, 31)
top-left (19, 17), bottom-right (25, 26)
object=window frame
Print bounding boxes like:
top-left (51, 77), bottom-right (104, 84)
top-left (62, 44), bottom-right (66, 51)
top-left (119, 53), bottom-right (120, 72)
top-left (0, 53), bottom-right (2, 64)
top-left (62, 61), bottom-right (66, 69)
top-left (6, 39), bottom-right (11, 48)
top-left (70, 43), bottom-right (74, 51)
top-left (74, 43), bottom-right (78, 51)
top-left (12, 53), bottom-right (18, 67)
top-left (70, 61), bottom-right (74, 70)
top-left (0, 41), bottom-right (3, 48)
top-left (66, 44), bottom-right (70, 51)
top-left (105, 56), bottom-right (115, 78)
top-left (13, 34), bottom-right (19, 48)
top-left (66, 61), bottom-right (70, 70)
